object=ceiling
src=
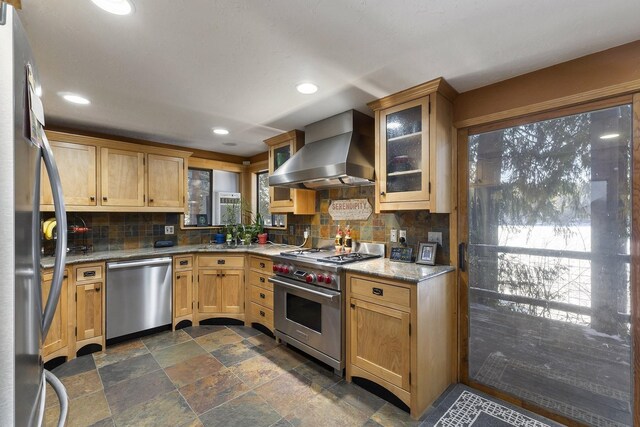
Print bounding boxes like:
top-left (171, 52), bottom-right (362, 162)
top-left (18, 0), bottom-right (640, 157)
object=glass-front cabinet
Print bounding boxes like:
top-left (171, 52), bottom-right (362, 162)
top-left (264, 130), bottom-right (316, 215)
top-left (369, 77), bottom-right (457, 213)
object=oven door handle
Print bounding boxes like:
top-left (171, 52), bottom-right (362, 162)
top-left (269, 277), bottom-right (340, 303)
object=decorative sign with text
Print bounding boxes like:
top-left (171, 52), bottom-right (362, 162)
top-left (328, 199), bottom-right (372, 221)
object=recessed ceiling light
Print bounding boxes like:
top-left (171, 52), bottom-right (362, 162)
top-left (296, 82), bottom-right (318, 94)
top-left (212, 128), bottom-right (229, 135)
top-left (599, 133), bottom-right (620, 140)
top-left (91, 0), bottom-right (134, 15)
top-left (61, 93), bottom-right (90, 105)
top-left (222, 142), bottom-right (237, 147)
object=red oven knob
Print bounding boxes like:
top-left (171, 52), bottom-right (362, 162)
top-left (317, 274), bottom-right (326, 283)
top-left (305, 273), bottom-right (316, 283)
top-left (272, 265), bottom-right (278, 272)
top-left (282, 266), bottom-right (290, 274)
top-left (325, 275), bottom-right (334, 284)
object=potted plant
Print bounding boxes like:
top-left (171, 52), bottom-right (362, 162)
top-left (254, 212), bottom-right (268, 244)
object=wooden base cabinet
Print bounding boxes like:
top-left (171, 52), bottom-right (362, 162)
top-left (246, 256), bottom-right (274, 332)
top-left (42, 269), bottom-right (69, 362)
top-left (195, 255), bottom-right (245, 324)
top-left (73, 263), bottom-right (105, 353)
top-left (346, 271), bottom-right (456, 419)
top-left (173, 255), bottom-right (194, 328)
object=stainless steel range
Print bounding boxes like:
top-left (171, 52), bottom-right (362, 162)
top-left (269, 242), bottom-right (384, 375)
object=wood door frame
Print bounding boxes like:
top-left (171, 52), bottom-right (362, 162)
top-left (457, 95), bottom-right (639, 426)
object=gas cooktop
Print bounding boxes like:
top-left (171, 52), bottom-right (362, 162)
top-left (279, 247), bottom-right (381, 265)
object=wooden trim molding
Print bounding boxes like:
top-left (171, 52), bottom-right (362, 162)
top-left (632, 93), bottom-right (640, 427)
top-left (454, 40), bottom-right (640, 129)
top-left (263, 130), bottom-right (303, 147)
top-left (456, 129), bottom-right (469, 384)
top-left (368, 77), bottom-right (458, 111)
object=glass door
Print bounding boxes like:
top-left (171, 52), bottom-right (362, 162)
top-left (379, 97), bottom-right (429, 203)
top-left (270, 142), bottom-right (293, 208)
top-left (464, 103), bottom-right (634, 425)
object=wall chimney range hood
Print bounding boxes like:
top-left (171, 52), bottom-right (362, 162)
top-left (268, 110), bottom-right (375, 189)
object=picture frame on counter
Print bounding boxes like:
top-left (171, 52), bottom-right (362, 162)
top-left (417, 242), bottom-right (437, 265)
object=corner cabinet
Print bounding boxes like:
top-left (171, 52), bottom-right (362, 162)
top-left (195, 255), bottom-right (245, 324)
top-left (368, 77), bottom-right (457, 213)
top-left (346, 271), bottom-right (456, 420)
top-left (41, 131), bottom-right (191, 213)
top-left (264, 130), bottom-right (316, 215)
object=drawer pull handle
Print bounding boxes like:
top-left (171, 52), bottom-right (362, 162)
top-left (372, 287), bottom-right (383, 296)
top-left (217, 259), bottom-right (225, 265)
top-left (259, 293), bottom-right (265, 299)
top-left (83, 271), bottom-right (96, 277)
top-left (180, 260), bottom-right (188, 266)
top-left (260, 310), bottom-right (265, 317)
top-left (90, 196), bottom-right (95, 202)
top-left (259, 277), bottom-right (265, 283)
top-left (259, 262), bottom-right (265, 268)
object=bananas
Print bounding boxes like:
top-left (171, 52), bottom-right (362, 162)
top-left (42, 218), bottom-right (57, 240)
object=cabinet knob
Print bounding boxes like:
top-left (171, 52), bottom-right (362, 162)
top-left (103, 196), bottom-right (108, 201)
top-left (176, 275), bottom-right (181, 279)
top-left (90, 196), bottom-right (95, 202)
top-left (259, 262), bottom-right (265, 268)
top-left (149, 198), bottom-right (154, 203)
top-left (260, 310), bottom-right (265, 317)
top-left (380, 191), bottom-right (385, 196)
top-left (260, 293), bottom-right (265, 299)
top-left (95, 286), bottom-right (101, 292)
top-left (259, 277), bottom-right (265, 283)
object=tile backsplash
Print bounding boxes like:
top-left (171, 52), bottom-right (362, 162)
top-left (42, 186), bottom-right (451, 264)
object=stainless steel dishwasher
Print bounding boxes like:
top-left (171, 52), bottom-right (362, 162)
top-left (106, 257), bottom-right (172, 340)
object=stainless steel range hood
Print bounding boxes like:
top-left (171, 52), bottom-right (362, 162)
top-left (268, 110), bottom-right (374, 189)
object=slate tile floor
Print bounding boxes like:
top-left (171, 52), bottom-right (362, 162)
top-left (44, 326), bottom-right (438, 426)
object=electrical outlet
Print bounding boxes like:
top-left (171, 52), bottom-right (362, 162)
top-left (390, 229), bottom-right (397, 243)
top-left (165, 226), bottom-right (174, 235)
top-left (428, 231), bottom-right (443, 246)
top-left (399, 230), bottom-right (407, 240)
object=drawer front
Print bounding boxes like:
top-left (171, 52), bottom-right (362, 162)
top-left (249, 271), bottom-right (273, 291)
top-left (250, 257), bottom-right (273, 274)
top-left (174, 255), bottom-right (193, 271)
top-left (350, 277), bottom-right (410, 309)
top-left (250, 302), bottom-right (273, 328)
top-left (76, 265), bottom-right (103, 282)
top-left (198, 255), bottom-right (244, 269)
top-left (250, 285), bottom-right (273, 309)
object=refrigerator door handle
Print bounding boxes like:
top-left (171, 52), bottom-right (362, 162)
top-left (40, 133), bottom-right (67, 338)
top-left (44, 370), bottom-right (68, 427)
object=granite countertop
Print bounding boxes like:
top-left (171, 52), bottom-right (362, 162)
top-left (40, 243), bottom-right (296, 269)
top-left (42, 244), bottom-right (455, 283)
top-left (342, 258), bottom-right (455, 283)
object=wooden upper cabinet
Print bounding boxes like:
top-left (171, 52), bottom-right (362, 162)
top-left (148, 154), bottom-right (184, 208)
top-left (41, 140), bottom-right (97, 207)
top-left (264, 130), bottom-right (316, 215)
top-left (100, 147), bottom-right (145, 207)
top-left (368, 77), bottom-right (457, 213)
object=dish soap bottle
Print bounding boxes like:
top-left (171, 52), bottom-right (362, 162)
top-left (344, 225), bottom-right (352, 253)
top-left (334, 226), bottom-right (343, 252)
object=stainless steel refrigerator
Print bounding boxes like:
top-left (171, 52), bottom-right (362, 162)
top-left (0, 3), bottom-right (69, 426)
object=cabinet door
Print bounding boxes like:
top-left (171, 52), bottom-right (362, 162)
top-left (269, 141), bottom-right (294, 209)
top-left (41, 141), bottom-right (97, 207)
top-left (42, 272), bottom-right (68, 357)
top-left (76, 282), bottom-right (102, 341)
top-left (220, 269), bottom-right (244, 313)
top-left (148, 154), bottom-right (184, 208)
top-left (350, 298), bottom-right (410, 391)
top-left (174, 270), bottom-right (193, 318)
top-left (197, 270), bottom-right (221, 313)
top-left (100, 147), bottom-right (145, 207)
top-left (378, 97), bottom-right (430, 204)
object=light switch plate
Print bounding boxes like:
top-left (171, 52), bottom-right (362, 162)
top-left (390, 229), bottom-right (397, 243)
top-left (428, 231), bottom-right (442, 246)
top-left (165, 226), bottom-right (174, 235)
